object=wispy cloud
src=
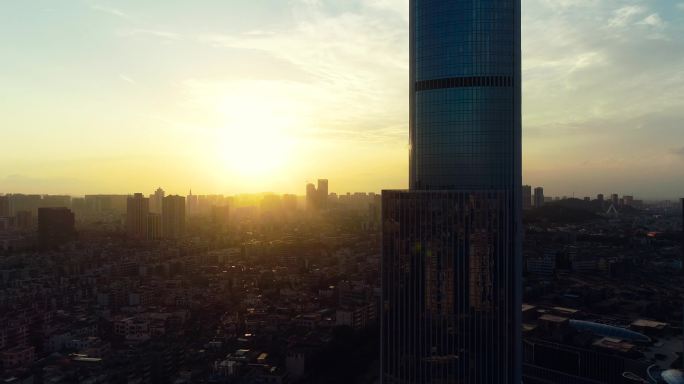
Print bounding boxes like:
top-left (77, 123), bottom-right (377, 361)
top-left (118, 28), bottom-right (180, 40)
top-left (89, 4), bottom-right (132, 21)
top-left (195, 0), bottom-right (408, 142)
top-left (118, 74), bottom-right (136, 85)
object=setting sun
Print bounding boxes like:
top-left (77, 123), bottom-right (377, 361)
top-left (213, 83), bottom-right (303, 179)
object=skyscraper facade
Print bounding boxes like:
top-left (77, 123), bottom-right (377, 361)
top-left (382, 0), bottom-right (521, 382)
top-left (306, 183), bottom-right (317, 211)
top-left (126, 193), bottom-right (149, 240)
top-left (534, 187), bottom-right (544, 208)
top-left (522, 185), bottom-right (532, 210)
top-left (162, 195), bottom-right (186, 239)
top-left (150, 187), bottom-right (165, 214)
top-left (318, 179), bottom-right (329, 210)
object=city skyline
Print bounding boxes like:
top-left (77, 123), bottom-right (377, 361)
top-left (2, 0), bottom-right (684, 198)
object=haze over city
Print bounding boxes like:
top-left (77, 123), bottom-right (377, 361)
top-left (2, 0), bottom-right (684, 198)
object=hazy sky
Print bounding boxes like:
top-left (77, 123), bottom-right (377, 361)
top-left (2, 0), bottom-right (683, 198)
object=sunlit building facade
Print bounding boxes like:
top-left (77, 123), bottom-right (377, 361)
top-left (381, 0), bottom-right (522, 382)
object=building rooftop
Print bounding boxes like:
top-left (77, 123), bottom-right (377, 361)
top-left (569, 320), bottom-right (651, 343)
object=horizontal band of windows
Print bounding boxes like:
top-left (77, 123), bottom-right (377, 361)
top-left (416, 76), bottom-right (513, 91)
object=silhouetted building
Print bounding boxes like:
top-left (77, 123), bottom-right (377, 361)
top-left (0, 195), bottom-right (8, 217)
top-left (523, 185), bottom-right (532, 210)
top-left (306, 183), bottom-right (317, 211)
top-left (150, 187), bottom-right (165, 214)
top-left (681, 198), bottom-right (683, 274)
top-left (382, 0), bottom-right (522, 382)
top-left (611, 194), bottom-right (619, 206)
top-left (38, 207), bottom-right (75, 249)
top-left (162, 195), bottom-right (185, 239)
top-left (597, 194), bottom-right (604, 203)
top-left (148, 213), bottom-right (162, 240)
top-left (212, 205), bottom-right (230, 231)
top-left (534, 187), bottom-right (545, 208)
top-left (126, 193), bottom-right (149, 240)
top-left (317, 179), bottom-right (329, 210)
top-left (186, 190), bottom-right (198, 216)
top-left (15, 210), bottom-right (33, 231)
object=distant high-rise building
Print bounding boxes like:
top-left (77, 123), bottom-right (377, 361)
top-left (382, 0), bottom-right (521, 381)
top-left (150, 187), bottom-right (165, 214)
top-left (306, 183), bottom-right (317, 211)
top-left (0, 195), bottom-right (8, 217)
top-left (211, 205), bottom-right (230, 231)
top-left (15, 211), bottom-right (33, 231)
top-left (681, 198), bottom-right (683, 273)
top-left (522, 185), bottom-right (532, 210)
top-left (38, 207), bottom-right (75, 249)
top-left (597, 194), bottom-right (604, 203)
top-left (611, 193), bottom-right (619, 206)
top-left (623, 195), bottom-right (634, 207)
top-left (162, 195), bottom-right (186, 239)
top-left (186, 190), bottom-right (198, 216)
top-left (126, 193), bottom-right (149, 240)
top-left (317, 179), bottom-right (329, 210)
top-left (147, 213), bottom-right (162, 240)
top-left (534, 187), bottom-right (545, 208)
top-left (584, 197), bottom-right (591, 202)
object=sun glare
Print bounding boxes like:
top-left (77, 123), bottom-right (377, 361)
top-left (214, 87), bottom-right (301, 178)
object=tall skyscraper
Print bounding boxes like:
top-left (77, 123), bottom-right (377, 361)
top-left (150, 187), bottom-right (165, 214)
top-left (522, 185), bottom-right (532, 210)
top-left (186, 190), bottom-right (198, 216)
top-left (37, 207), bottom-right (76, 249)
top-left (126, 193), bottom-right (149, 240)
top-left (306, 183), bottom-right (317, 211)
top-left (162, 195), bottom-right (186, 239)
top-left (317, 179), bottom-right (329, 210)
top-left (534, 187), bottom-right (545, 208)
top-left (382, 0), bottom-right (521, 382)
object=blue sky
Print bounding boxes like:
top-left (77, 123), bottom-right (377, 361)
top-left (1, 0), bottom-right (683, 198)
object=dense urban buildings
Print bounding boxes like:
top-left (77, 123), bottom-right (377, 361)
top-left (381, 0), bottom-right (522, 382)
top-left (0, 189), bottom-right (681, 383)
top-left (37, 207), bottom-right (75, 249)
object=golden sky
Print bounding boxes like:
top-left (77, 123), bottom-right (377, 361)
top-left (2, 0), bottom-right (684, 198)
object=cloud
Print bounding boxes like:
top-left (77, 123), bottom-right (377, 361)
top-left (118, 74), bottom-right (136, 84)
top-left (89, 4), bottom-right (132, 20)
top-left (118, 28), bottom-right (180, 40)
top-left (637, 13), bottom-right (666, 28)
top-left (194, 0), bottom-right (408, 143)
top-left (608, 5), bottom-right (646, 27)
